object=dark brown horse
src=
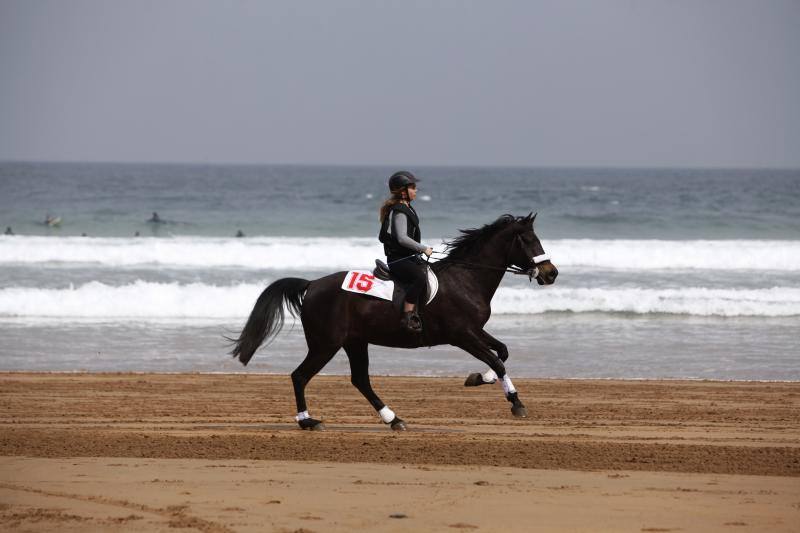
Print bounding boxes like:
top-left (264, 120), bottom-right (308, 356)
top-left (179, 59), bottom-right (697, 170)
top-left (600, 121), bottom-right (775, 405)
top-left (229, 213), bottom-right (558, 430)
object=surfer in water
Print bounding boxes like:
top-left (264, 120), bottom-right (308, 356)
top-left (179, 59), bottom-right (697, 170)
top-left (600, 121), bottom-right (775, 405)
top-left (4, 227), bottom-right (13, 235)
top-left (44, 214), bottom-right (61, 227)
top-left (147, 212), bottom-right (163, 224)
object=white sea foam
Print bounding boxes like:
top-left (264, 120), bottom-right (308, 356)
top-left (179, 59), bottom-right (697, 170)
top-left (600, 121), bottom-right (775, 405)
top-left (1, 236), bottom-right (799, 271)
top-left (1, 281), bottom-right (798, 321)
top-left (492, 286), bottom-right (800, 316)
top-left (0, 236), bottom-right (382, 270)
top-left (0, 281), bottom-right (262, 321)
top-left (554, 239), bottom-right (800, 271)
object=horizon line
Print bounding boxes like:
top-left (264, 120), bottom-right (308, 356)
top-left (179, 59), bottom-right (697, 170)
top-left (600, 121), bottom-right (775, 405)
top-left (1, 158), bottom-right (798, 172)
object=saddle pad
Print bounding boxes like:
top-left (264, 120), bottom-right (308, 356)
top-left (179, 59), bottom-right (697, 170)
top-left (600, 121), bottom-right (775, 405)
top-left (341, 268), bottom-right (438, 304)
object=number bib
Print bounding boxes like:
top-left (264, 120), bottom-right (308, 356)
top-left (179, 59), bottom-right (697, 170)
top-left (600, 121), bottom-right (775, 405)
top-left (341, 269), bottom-right (439, 304)
top-left (341, 271), bottom-right (394, 301)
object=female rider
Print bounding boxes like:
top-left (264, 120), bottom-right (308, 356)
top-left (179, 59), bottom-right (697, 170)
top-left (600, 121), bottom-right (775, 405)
top-left (378, 171), bottom-right (433, 332)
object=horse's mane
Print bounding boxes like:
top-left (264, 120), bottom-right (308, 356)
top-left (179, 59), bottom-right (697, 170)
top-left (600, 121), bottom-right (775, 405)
top-left (440, 214), bottom-right (519, 261)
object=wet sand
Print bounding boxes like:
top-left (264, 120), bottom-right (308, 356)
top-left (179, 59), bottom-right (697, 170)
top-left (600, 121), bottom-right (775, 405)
top-left (1, 373), bottom-right (798, 531)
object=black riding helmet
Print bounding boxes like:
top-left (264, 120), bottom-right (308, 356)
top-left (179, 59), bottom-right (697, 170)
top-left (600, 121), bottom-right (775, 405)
top-left (388, 170), bottom-right (419, 193)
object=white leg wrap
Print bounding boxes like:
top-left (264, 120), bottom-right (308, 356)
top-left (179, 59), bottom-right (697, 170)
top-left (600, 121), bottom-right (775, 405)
top-left (501, 375), bottom-right (516, 395)
top-left (481, 369), bottom-right (498, 384)
top-left (379, 406), bottom-right (396, 424)
top-left (295, 410), bottom-right (310, 421)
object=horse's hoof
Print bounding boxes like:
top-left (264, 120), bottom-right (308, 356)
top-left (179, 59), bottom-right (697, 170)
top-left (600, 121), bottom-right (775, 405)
top-left (389, 417), bottom-right (407, 431)
top-left (464, 373), bottom-right (486, 387)
top-left (298, 418), bottom-right (325, 431)
top-left (511, 404), bottom-right (528, 418)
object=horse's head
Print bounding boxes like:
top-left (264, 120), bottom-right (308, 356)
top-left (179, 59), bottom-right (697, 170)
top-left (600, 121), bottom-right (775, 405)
top-left (509, 213), bottom-right (558, 285)
top-left (443, 213), bottom-right (558, 285)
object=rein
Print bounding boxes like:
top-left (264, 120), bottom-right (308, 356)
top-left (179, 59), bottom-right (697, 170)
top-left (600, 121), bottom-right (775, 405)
top-left (430, 253), bottom-right (533, 275)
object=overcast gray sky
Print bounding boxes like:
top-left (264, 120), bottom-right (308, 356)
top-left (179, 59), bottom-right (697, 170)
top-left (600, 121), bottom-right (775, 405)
top-left (1, 0), bottom-right (798, 168)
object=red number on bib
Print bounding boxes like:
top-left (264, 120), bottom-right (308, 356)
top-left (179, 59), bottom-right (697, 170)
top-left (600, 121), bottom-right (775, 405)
top-left (347, 272), bottom-right (374, 292)
top-left (356, 273), bottom-right (374, 292)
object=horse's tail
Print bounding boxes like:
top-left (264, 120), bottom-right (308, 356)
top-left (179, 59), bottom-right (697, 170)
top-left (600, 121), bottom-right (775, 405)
top-left (228, 277), bottom-right (310, 366)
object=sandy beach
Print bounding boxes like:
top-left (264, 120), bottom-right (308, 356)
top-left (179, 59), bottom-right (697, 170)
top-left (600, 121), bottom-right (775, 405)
top-left (1, 373), bottom-right (798, 532)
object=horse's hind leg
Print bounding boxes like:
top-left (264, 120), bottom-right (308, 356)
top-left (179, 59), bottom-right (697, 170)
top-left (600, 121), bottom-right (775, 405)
top-left (343, 342), bottom-right (406, 431)
top-left (291, 346), bottom-right (338, 430)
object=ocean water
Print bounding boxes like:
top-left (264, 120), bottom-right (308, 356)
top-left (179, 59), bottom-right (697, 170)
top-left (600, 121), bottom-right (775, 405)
top-left (1, 162), bottom-right (798, 379)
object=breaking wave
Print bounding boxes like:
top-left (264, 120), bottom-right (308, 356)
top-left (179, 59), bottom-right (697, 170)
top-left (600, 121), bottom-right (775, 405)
top-left (1, 235), bottom-right (799, 271)
top-left (1, 280), bottom-right (798, 322)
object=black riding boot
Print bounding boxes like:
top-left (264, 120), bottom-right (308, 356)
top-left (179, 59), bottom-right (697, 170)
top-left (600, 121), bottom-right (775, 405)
top-left (401, 310), bottom-right (422, 332)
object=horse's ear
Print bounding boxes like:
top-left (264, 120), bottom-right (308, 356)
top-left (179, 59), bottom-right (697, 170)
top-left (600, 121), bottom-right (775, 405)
top-left (530, 212), bottom-right (537, 224)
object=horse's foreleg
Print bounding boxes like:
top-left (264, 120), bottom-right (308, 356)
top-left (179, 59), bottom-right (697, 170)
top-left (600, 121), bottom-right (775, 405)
top-left (456, 334), bottom-right (527, 418)
top-left (290, 346), bottom-right (338, 430)
top-left (481, 330), bottom-right (509, 362)
top-left (344, 342), bottom-right (406, 431)
top-left (464, 329), bottom-right (509, 387)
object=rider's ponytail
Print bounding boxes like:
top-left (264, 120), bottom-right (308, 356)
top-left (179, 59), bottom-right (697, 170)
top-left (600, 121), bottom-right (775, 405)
top-left (379, 192), bottom-right (405, 221)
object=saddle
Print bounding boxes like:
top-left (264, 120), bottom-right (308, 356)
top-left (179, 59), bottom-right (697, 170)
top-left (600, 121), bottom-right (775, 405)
top-left (373, 259), bottom-right (438, 312)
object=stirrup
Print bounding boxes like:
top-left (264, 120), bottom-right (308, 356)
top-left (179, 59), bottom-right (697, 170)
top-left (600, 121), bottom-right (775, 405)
top-left (401, 311), bottom-right (422, 332)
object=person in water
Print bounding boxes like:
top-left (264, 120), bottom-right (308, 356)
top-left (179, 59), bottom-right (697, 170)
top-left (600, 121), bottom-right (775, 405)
top-left (148, 212), bottom-right (162, 223)
top-left (3, 227), bottom-right (13, 235)
top-left (378, 170), bottom-right (433, 332)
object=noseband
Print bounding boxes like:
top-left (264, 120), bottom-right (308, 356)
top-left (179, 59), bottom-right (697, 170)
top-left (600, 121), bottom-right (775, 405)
top-left (508, 234), bottom-right (551, 281)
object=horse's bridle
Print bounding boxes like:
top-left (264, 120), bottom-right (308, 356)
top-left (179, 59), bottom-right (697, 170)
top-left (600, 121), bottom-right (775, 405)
top-left (433, 233), bottom-right (551, 282)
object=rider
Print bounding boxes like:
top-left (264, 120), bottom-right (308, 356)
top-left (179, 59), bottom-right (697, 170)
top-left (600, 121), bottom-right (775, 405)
top-left (378, 170), bottom-right (433, 332)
